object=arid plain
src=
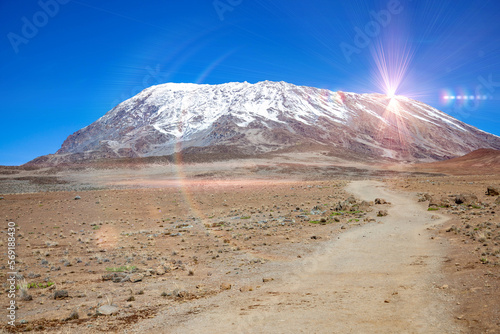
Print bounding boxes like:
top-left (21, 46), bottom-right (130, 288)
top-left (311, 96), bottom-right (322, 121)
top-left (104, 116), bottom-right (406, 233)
top-left (1, 150), bottom-right (499, 333)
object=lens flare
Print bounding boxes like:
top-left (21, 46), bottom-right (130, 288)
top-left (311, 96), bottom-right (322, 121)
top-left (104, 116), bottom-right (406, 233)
top-left (370, 38), bottom-right (414, 99)
top-left (439, 87), bottom-right (491, 109)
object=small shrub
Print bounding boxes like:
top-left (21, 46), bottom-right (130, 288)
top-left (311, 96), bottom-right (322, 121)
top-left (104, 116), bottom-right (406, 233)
top-left (105, 265), bottom-right (137, 272)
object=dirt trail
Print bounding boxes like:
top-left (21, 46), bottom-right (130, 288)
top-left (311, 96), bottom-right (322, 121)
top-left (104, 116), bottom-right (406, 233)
top-left (130, 180), bottom-right (462, 333)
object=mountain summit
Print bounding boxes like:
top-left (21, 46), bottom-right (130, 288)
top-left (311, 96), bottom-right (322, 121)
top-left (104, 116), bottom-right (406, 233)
top-left (31, 81), bottom-right (500, 164)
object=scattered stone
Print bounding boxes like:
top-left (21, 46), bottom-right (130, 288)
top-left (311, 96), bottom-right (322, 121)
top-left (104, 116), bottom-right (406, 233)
top-left (174, 289), bottom-right (188, 298)
top-left (374, 198), bottom-right (387, 205)
top-left (102, 272), bottom-right (128, 283)
top-left (455, 193), bottom-right (478, 205)
top-left (113, 275), bottom-right (125, 283)
top-left (74, 196), bottom-right (81, 200)
top-left (128, 273), bottom-right (144, 283)
top-left (418, 193), bottom-right (433, 202)
top-left (53, 290), bottom-right (68, 300)
top-left (262, 278), bottom-right (274, 283)
top-left (156, 265), bottom-right (166, 276)
top-left (310, 205), bottom-right (324, 215)
top-left (127, 296), bottom-right (135, 302)
top-left (101, 273), bottom-right (113, 281)
top-left (220, 283), bottom-right (232, 290)
top-left (20, 291), bottom-right (33, 301)
top-left (486, 186), bottom-right (499, 196)
top-left (346, 196), bottom-right (357, 204)
top-left (63, 309), bottom-right (79, 321)
top-left (359, 200), bottom-right (372, 210)
top-left (377, 210), bottom-right (388, 217)
top-left (310, 235), bottom-right (321, 240)
top-left (97, 305), bottom-right (119, 316)
top-left (429, 196), bottom-right (451, 208)
top-left (239, 285), bottom-right (253, 292)
top-left (495, 196), bottom-right (500, 205)
top-left (334, 201), bottom-right (352, 212)
top-left (384, 299), bottom-right (390, 303)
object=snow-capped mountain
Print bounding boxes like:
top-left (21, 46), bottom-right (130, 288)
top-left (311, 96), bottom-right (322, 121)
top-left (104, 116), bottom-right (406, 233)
top-left (31, 81), bottom-right (500, 164)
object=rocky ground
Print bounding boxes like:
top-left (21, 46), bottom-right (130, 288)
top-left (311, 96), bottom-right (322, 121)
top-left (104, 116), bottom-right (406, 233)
top-left (0, 158), bottom-right (498, 333)
top-left (0, 176), bottom-right (379, 333)
top-left (387, 176), bottom-right (500, 333)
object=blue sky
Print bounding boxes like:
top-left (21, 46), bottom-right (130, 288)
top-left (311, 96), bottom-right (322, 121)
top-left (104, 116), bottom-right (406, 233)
top-left (1, 0), bottom-right (499, 165)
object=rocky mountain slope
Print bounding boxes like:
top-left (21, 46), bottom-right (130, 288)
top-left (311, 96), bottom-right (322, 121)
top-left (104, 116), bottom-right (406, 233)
top-left (28, 81), bottom-right (500, 165)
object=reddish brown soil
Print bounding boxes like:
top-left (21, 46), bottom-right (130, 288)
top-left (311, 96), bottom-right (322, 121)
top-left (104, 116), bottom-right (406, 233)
top-left (0, 152), bottom-right (499, 333)
top-left (1, 179), bottom-right (368, 333)
top-left (386, 175), bottom-right (500, 333)
top-left (406, 148), bottom-right (500, 175)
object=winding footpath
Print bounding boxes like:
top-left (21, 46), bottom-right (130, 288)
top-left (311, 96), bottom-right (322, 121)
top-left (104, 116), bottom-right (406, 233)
top-left (131, 180), bottom-right (463, 333)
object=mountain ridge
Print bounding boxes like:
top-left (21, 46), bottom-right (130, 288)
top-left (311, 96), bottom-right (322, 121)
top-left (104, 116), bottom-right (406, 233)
top-left (27, 80), bottom-right (500, 165)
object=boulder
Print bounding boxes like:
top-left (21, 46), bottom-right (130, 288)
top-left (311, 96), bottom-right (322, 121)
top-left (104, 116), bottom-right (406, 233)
top-left (429, 197), bottom-right (451, 208)
top-left (358, 200), bottom-right (371, 211)
top-left (346, 196), bottom-right (357, 204)
top-left (20, 292), bottom-right (32, 301)
top-left (102, 272), bottom-right (127, 283)
top-left (220, 283), bottom-right (232, 291)
top-left (455, 193), bottom-right (478, 205)
top-left (156, 265), bottom-right (166, 276)
top-left (377, 210), bottom-right (388, 217)
top-left (97, 305), bottom-right (119, 316)
top-left (128, 273), bottom-right (144, 283)
top-left (239, 285), bottom-right (253, 292)
top-left (63, 309), bottom-right (79, 321)
top-left (486, 186), bottom-right (499, 196)
top-left (334, 201), bottom-right (352, 212)
top-left (53, 290), bottom-right (68, 300)
top-left (418, 193), bottom-right (433, 202)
